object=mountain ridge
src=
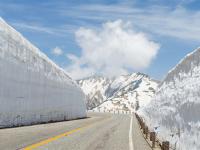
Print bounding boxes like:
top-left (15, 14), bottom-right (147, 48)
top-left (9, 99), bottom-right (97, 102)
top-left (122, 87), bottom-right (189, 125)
top-left (77, 72), bottom-right (159, 111)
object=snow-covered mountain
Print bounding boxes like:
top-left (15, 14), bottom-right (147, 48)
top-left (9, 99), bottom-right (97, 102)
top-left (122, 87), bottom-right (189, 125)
top-left (0, 17), bottom-right (86, 128)
top-left (140, 47), bottom-right (200, 150)
top-left (77, 73), bottom-right (158, 112)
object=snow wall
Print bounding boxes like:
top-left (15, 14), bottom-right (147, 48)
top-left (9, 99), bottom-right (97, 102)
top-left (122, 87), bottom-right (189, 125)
top-left (0, 18), bottom-right (86, 128)
top-left (140, 47), bottom-right (200, 150)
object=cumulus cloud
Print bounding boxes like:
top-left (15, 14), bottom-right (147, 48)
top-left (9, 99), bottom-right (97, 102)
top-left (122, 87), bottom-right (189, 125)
top-left (66, 20), bottom-right (160, 79)
top-left (51, 47), bottom-right (63, 56)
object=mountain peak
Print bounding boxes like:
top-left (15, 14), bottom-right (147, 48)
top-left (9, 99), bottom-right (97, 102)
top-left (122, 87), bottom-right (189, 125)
top-left (79, 72), bottom-right (151, 81)
top-left (78, 74), bottom-right (107, 81)
top-left (77, 73), bottom-right (158, 110)
top-left (161, 47), bottom-right (200, 86)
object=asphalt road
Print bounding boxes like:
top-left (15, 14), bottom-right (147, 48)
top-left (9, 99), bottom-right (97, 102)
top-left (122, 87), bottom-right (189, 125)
top-left (0, 112), bottom-right (152, 150)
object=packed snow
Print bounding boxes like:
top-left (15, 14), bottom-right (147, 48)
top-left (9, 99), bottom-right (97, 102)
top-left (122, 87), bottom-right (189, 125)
top-left (0, 17), bottom-right (86, 128)
top-left (77, 73), bottom-right (158, 112)
top-left (140, 47), bottom-right (200, 150)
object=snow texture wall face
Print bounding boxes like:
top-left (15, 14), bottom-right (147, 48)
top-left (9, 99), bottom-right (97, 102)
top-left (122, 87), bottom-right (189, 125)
top-left (0, 18), bottom-right (86, 128)
top-left (141, 47), bottom-right (200, 150)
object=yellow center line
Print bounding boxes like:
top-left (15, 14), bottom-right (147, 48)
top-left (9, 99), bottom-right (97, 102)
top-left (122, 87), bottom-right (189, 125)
top-left (23, 116), bottom-right (111, 150)
top-left (23, 125), bottom-right (88, 150)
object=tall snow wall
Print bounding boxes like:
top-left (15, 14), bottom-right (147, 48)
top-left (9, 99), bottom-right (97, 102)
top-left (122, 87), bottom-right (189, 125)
top-left (140, 47), bottom-right (200, 150)
top-left (0, 18), bottom-right (86, 128)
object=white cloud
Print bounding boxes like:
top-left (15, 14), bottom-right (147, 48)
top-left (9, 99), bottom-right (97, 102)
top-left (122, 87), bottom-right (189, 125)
top-left (13, 22), bottom-right (55, 34)
top-left (51, 47), bottom-right (63, 56)
top-left (66, 20), bottom-right (160, 79)
top-left (12, 22), bottom-right (76, 37)
top-left (60, 3), bottom-right (200, 41)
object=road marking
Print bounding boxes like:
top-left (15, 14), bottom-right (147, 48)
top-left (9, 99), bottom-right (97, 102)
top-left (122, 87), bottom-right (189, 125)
top-left (23, 116), bottom-right (111, 150)
top-left (23, 125), bottom-right (89, 150)
top-left (129, 115), bottom-right (134, 150)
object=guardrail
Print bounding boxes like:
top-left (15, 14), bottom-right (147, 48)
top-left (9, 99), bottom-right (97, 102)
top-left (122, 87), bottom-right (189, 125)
top-left (135, 113), bottom-right (176, 150)
top-left (89, 109), bottom-right (134, 115)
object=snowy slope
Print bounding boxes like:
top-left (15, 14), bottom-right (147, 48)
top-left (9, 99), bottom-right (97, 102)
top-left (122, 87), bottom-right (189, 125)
top-left (77, 73), bottom-right (158, 112)
top-left (0, 17), bottom-right (86, 128)
top-left (77, 76), bottom-right (112, 109)
top-left (140, 47), bottom-right (200, 150)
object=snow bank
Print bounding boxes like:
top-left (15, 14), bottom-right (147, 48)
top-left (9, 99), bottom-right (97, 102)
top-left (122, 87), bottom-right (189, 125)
top-left (140, 47), bottom-right (200, 150)
top-left (0, 17), bottom-right (86, 128)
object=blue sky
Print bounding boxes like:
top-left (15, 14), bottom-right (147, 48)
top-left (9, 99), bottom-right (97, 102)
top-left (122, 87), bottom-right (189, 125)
top-left (0, 0), bottom-right (199, 80)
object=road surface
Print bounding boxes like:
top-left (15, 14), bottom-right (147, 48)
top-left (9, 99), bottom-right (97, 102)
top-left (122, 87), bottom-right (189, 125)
top-left (0, 112), bottom-right (152, 150)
